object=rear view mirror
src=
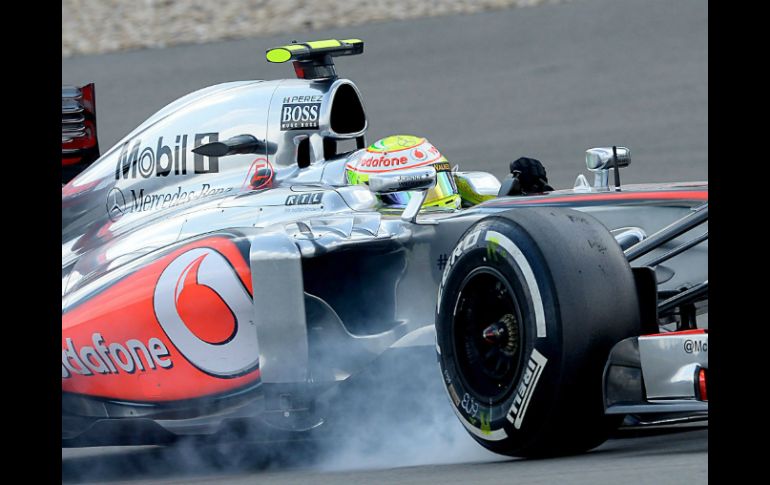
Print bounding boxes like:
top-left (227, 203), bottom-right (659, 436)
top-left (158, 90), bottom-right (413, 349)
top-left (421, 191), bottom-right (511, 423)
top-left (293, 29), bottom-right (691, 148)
top-left (585, 146), bottom-right (631, 190)
top-left (368, 167), bottom-right (437, 223)
top-left (453, 171), bottom-right (501, 205)
top-left (585, 147), bottom-right (631, 171)
top-left (368, 167), bottom-right (436, 194)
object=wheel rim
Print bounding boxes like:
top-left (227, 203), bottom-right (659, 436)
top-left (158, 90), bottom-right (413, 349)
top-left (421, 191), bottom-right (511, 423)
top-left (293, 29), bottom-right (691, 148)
top-left (452, 267), bottom-right (524, 404)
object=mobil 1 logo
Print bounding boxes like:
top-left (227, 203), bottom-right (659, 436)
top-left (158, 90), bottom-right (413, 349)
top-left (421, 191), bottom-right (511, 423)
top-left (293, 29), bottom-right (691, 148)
top-left (281, 95), bottom-right (322, 130)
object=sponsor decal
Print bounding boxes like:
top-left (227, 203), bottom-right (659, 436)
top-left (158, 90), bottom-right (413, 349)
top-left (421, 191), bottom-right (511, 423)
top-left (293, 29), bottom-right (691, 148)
top-left (280, 95), bottom-right (323, 131)
top-left (62, 333), bottom-right (172, 379)
top-left (352, 143), bottom-right (443, 173)
top-left (506, 349), bottom-right (547, 429)
top-left (437, 229), bottom-right (482, 309)
top-left (246, 158), bottom-right (274, 190)
top-left (115, 133), bottom-right (220, 180)
top-left (284, 95), bottom-right (323, 104)
top-left (412, 148), bottom-right (427, 161)
top-left (154, 247), bottom-right (258, 377)
top-left (106, 187), bottom-right (126, 220)
top-left (285, 206), bottom-right (324, 214)
top-left (285, 192), bottom-right (323, 206)
top-left (397, 174), bottom-right (429, 188)
top-left (62, 237), bottom-right (260, 401)
top-left (432, 161), bottom-right (452, 173)
top-left (684, 339), bottom-right (707, 354)
top-left (359, 154), bottom-right (409, 168)
top-left (106, 184), bottom-right (232, 221)
top-left (461, 392), bottom-right (480, 418)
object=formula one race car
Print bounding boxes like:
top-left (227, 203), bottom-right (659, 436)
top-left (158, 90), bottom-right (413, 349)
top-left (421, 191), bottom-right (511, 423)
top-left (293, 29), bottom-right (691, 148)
top-left (62, 39), bottom-right (708, 457)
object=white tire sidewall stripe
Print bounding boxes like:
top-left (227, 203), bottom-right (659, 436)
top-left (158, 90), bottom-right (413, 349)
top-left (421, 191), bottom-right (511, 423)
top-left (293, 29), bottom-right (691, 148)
top-left (485, 230), bottom-right (547, 338)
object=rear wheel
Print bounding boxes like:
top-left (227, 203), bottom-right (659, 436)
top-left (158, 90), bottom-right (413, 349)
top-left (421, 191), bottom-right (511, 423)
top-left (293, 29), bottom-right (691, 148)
top-left (436, 208), bottom-right (640, 457)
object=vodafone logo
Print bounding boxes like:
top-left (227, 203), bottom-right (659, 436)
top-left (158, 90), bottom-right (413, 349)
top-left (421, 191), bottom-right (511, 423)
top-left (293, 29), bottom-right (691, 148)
top-left (359, 155), bottom-right (409, 168)
top-left (352, 140), bottom-right (444, 174)
top-left (61, 333), bottom-right (172, 379)
top-left (154, 247), bottom-right (259, 378)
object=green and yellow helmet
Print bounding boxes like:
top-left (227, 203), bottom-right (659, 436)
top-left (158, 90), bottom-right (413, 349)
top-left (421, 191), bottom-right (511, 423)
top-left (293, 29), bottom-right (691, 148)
top-left (345, 135), bottom-right (461, 209)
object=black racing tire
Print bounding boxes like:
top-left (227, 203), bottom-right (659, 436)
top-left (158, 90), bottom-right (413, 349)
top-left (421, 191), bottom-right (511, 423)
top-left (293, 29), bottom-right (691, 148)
top-left (436, 208), bottom-right (640, 457)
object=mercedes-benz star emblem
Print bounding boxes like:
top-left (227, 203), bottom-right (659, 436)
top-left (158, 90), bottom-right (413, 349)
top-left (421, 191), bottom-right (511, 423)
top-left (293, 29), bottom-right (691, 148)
top-left (106, 187), bottom-right (126, 221)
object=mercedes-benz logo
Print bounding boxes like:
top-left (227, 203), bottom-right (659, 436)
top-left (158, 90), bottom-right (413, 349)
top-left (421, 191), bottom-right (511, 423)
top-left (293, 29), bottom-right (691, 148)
top-left (106, 187), bottom-right (126, 221)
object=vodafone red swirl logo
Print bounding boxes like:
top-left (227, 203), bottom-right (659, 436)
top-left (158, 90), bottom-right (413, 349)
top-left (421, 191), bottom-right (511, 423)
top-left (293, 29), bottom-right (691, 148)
top-left (154, 247), bottom-right (259, 378)
top-left (411, 148), bottom-right (426, 161)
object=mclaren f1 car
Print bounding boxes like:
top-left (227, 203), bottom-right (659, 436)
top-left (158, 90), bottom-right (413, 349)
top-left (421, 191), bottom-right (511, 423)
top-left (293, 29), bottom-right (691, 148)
top-left (62, 39), bottom-right (708, 457)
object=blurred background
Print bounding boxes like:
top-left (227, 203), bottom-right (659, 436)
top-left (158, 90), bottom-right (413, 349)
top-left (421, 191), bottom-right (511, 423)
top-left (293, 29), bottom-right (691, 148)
top-left (62, 0), bottom-right (706, 189)
top-left (63, 0), bottom-right (564, 56)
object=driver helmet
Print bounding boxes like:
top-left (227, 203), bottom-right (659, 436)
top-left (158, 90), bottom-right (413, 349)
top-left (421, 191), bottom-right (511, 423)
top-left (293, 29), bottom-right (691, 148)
top-left (345, 135), bottom-right (461, 209)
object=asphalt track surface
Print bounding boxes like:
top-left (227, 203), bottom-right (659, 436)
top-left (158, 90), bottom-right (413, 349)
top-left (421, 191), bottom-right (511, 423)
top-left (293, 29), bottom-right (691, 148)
top-left (62, 425), bottom-right (707, 484)
top-left (62, 0), bottom-right (708, 482)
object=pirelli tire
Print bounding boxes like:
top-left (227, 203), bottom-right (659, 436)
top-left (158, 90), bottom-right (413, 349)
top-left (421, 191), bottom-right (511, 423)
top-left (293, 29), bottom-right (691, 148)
top-left (436, 208), bottom-right (640, 457)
